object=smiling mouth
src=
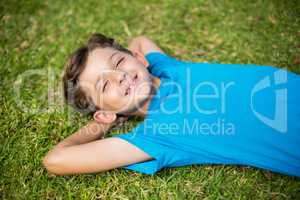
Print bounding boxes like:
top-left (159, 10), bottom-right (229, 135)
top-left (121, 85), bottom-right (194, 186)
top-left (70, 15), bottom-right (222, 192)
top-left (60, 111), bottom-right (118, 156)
top-left (125, 86), bottom-right (131, 96)
top-left (125, 74), bottom-right (138, 96)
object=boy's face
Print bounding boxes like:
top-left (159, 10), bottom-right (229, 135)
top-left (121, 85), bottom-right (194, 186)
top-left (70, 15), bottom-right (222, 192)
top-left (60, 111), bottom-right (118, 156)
top-left (78, 47), bottom-right (153, 114)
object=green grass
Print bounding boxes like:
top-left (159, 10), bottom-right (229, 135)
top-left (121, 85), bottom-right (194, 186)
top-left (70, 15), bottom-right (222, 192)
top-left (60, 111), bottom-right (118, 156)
top-left (1, 0), bottom-right (300, 199)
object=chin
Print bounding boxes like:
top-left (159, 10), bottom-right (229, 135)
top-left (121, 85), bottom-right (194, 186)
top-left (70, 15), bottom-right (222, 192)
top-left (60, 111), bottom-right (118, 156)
top-left (125, 75), bottom-right (153, 112)
top-left (126, 86), bottom-right (150, 111)
top-left (136, 81), bottom-right (152, 98)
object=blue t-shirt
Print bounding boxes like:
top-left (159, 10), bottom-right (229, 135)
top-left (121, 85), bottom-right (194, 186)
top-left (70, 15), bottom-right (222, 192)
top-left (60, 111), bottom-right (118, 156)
top-left (112, 52), bottom-right (300, 177)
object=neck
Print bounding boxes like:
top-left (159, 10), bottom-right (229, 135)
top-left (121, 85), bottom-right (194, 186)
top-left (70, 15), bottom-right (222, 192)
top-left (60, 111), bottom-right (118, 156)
top-left (129, 75), bottom-right (161, 117)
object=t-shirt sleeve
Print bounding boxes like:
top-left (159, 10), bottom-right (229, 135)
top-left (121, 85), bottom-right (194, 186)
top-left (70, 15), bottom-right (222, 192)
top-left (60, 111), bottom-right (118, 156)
top-left (145, 51), bottom-right (181, 76)
top-left (111, 122), bottom-right (193, 175)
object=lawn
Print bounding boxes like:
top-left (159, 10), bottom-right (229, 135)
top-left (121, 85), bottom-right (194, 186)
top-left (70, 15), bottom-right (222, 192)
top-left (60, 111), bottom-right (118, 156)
top-left (1, 0), bottom-right (300, 199)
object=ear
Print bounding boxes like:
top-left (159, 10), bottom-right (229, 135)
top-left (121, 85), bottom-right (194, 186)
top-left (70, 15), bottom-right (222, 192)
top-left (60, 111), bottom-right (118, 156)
top-left (93, 110), bottom-right (117, 124)
top-left (131, 50), bottom-right (149, 68)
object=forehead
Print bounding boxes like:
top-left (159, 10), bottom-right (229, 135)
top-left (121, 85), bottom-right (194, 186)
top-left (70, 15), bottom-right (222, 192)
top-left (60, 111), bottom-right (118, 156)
top-left (79, 47), bottom-right (115, 81)
top-left (77, 47), bottom-right (116, 95)
top-left (87, 47), bottom-right (115, 72)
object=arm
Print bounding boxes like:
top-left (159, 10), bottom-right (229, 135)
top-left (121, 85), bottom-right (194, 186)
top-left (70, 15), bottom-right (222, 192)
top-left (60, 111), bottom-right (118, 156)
top-left (43, 121), bottom-right (152, 175)
top-left (51, 116), bottom-right (129, 149)
top-left (128, 35), bottom-right (165, 56)
top-left (51, 120), bottom-right (112, 150)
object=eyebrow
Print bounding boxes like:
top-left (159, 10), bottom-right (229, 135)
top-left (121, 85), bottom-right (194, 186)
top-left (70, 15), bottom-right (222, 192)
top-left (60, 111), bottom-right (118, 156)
top-left (94, 51), bottom-right (119, 91)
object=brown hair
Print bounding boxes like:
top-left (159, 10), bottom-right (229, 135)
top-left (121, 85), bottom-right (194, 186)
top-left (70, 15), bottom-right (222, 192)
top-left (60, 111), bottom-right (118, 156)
top-left (62, 33), bottom-right (132, 116)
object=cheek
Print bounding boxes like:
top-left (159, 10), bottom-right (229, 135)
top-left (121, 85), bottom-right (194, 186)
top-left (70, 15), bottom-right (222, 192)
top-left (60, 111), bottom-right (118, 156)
top-left (104, 90), bottom-right (123, 102)
top-left (103, 90), bottom-right (132, 110)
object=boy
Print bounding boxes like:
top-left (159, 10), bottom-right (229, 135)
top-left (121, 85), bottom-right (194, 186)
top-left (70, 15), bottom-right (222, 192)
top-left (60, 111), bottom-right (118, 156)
top-left (43, 33), bottom-right (300, 177)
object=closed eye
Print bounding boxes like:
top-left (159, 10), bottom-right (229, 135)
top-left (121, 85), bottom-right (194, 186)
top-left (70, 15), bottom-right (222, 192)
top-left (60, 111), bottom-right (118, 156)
top-left (115, 57), bottom-right (125, 69)
top-left (103, 80), bottom-right (108, 92)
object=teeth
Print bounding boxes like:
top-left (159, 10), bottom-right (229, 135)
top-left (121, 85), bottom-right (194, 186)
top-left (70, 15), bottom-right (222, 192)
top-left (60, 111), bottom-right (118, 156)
top-left (125, 75), bottom-right (137, 96)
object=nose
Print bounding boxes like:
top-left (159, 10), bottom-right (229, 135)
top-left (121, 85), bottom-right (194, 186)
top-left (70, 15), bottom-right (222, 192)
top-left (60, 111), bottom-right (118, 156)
top-left (110, 71), bottom-right (127, 86)
top-left (118, 73), bottom-right (126, 85)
